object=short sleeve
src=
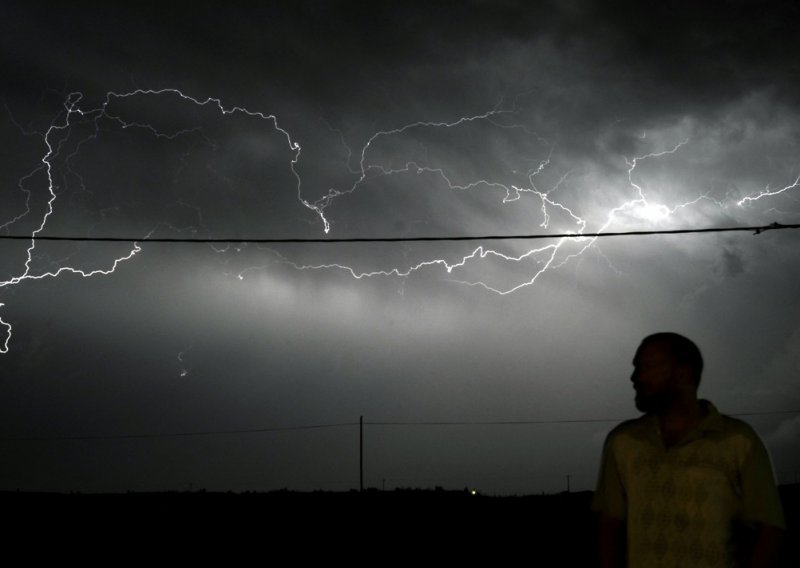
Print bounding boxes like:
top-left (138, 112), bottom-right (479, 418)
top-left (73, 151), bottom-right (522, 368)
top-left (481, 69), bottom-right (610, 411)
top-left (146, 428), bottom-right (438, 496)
top-left (592, 432), bottom-right (627, 519)
top-left (739, 432), bottom-right (785, 529)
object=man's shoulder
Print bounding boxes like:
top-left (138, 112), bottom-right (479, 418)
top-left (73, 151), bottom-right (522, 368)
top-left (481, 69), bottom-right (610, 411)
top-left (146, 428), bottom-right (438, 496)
top-left (701, 403), bottom-right (771, 461)
top-left (610, 414), bottom-right (650, 432)
top-left (706, 401), bottom-right (763, 440)
top-left (717, 413), bottom-right (759, 434)
top-left (605, 414), bottom-right (654, 443)
top-left (714, 412), bottom-right (766, 452)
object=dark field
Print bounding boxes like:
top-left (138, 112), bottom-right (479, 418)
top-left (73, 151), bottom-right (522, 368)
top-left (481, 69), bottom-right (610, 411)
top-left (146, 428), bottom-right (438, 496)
top-left (4, 485), bottom-right (798, 564)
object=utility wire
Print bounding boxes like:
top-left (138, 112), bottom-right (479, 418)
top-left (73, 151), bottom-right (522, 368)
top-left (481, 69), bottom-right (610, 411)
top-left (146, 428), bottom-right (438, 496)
top-left (1, 410), bottom-right (797, 442)
top-left (0, 422), bottom-right (359, 442)
top-left (367, 409), bottom-right (800, 426)
top-left (0, 222), bottom-right (797, 244)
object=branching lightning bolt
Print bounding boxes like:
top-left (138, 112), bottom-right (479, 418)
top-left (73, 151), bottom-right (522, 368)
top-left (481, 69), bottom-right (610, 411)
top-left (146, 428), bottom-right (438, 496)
top-left (1, 88), bottom-right (306, 353)
top-left (241, 136), bottom-right (695, 295)
top-left (737, 173), bottom-right (800, 207)
top-left (2, 89), bottom-right (799, 353)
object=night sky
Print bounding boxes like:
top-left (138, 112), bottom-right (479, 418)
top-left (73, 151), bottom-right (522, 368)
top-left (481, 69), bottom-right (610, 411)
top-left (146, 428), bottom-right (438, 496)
top-left (1, 1), bottom-right (799, 494)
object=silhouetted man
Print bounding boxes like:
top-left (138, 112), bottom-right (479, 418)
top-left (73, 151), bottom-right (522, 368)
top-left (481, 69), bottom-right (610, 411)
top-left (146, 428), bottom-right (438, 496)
top-left (592, 333), bottom-right (785, 567)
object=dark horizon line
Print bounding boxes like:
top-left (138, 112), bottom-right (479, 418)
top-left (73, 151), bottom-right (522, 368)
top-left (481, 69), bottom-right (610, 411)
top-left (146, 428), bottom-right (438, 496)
top-left (2, 482), bottom-right (798, 497)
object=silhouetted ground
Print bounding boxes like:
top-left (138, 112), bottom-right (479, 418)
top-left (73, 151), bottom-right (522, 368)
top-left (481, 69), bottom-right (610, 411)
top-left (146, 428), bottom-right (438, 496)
top-left (2, 484), bottom-right (797, 564)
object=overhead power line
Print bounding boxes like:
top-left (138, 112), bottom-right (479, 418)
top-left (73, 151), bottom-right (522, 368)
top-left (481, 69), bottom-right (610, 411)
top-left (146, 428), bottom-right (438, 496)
top-left (1, 410), bottom-right (797, 442)
top-left (367, 409), bottom-right (800, 426)
top-left (0, 422), bottom-right (359, 442)
top-left (0, 222), bottom-right (798, 245)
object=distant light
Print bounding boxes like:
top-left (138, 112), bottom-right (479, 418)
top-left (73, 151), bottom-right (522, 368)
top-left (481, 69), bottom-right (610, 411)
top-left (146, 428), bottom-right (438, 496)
top-left (471, 489), bottom-right (477, 495)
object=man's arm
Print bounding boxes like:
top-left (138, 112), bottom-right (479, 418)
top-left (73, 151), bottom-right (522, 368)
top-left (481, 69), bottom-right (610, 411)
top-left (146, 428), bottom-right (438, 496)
top-left (746, 523), bottom-right (783, 568)
top-left (596, 513), bottom-right (625, 568)
top-left (592, 431), bottom-right (627, 567)
top-left (737, 426), bottom-right (786, 567)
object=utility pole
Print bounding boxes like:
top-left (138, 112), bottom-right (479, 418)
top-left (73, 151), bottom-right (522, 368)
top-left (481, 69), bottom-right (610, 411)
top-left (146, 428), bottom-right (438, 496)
top-left (565, 474), bottom-right (571, 493)
top-left (359, 415), bottom-right (364, 492)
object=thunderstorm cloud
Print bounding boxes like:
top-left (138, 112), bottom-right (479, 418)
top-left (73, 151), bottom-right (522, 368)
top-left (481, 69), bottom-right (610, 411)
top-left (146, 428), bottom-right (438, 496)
top-left (0, 1), bottom-right (798, 493)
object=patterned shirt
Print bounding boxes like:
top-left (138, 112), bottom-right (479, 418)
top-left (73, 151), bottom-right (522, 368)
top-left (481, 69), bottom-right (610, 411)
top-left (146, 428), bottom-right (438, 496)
top-left (592, 400), bottom-right (785, 567)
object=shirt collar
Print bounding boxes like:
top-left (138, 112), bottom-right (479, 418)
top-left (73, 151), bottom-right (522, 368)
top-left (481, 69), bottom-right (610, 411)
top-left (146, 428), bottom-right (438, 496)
top-left (696, 399), bottom-right (724, 434)
top-left (644, 399), bottom-right (724, 447)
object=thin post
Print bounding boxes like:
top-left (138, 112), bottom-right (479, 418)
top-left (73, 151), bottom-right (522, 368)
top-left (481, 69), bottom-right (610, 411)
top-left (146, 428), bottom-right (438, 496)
top-left (566, 474), bottom-right (571, 493)
top-left (359, 415), bottom-right (364, 492)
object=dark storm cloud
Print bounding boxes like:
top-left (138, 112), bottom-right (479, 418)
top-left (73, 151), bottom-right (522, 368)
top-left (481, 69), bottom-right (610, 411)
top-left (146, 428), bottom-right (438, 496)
top-left (5, 2), bottom-right (798, 112)
top-left (717, 246), bottom-right (745, 278)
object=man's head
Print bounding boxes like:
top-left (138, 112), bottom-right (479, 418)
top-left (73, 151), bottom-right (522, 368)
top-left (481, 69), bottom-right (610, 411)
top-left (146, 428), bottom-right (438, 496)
top-left (631, 333), bottom-right (704, 413)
